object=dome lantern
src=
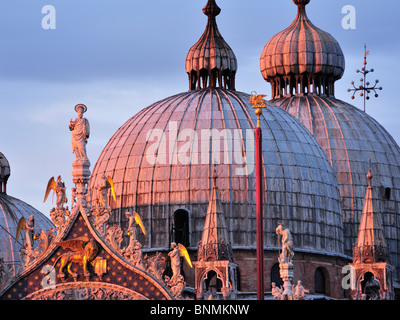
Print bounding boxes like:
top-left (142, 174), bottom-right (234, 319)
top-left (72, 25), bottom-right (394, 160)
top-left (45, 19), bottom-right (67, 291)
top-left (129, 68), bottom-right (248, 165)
top-left (260, 0), bottom-right (345, 98)
top-left (186, 0), bottom-right (237, 91)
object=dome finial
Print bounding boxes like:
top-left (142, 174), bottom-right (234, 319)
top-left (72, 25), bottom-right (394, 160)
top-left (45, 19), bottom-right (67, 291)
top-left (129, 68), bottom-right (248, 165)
top-left (186, 0), bottom-right (237, 91)
top-left (367, 159), bottom-right (373, 187)
top-left (293, 0), bottom-right (310, 6)
top-left (203, 0), bottom-right (221, 18)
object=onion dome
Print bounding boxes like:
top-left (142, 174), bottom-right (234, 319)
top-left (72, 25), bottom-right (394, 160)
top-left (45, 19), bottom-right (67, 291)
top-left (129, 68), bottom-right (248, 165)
top-left (186, 0), bottom-right (237, 91)
top-left (89, 88), bottom-right (344, 256)
top-left (262, 0), bottom-right (400, 280)
top-left (0, 153), bottom-right (53, 276)
top-left (260, 0), bottom-right (345, 98)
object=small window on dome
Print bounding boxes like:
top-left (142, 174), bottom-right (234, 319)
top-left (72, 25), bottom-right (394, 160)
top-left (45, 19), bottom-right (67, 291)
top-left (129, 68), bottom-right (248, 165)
top-left (173, 209), bottom-right (190, 248)
top-left (385, 187), bottom-right (391, 200)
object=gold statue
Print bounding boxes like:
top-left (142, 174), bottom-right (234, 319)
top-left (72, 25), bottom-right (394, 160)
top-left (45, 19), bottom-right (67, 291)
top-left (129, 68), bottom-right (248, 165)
top-left (249, 92), bottom-right (267, 108)
top-left (249, 91), bottom-right (268, 128)
top-left (51, 237), bottom-right (99, 280)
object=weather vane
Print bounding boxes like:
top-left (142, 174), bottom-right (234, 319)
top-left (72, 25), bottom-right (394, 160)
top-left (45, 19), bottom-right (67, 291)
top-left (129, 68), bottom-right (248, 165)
top-left (249, 91), bottom-right (269, 128)
top-left (347, 44), bottom-right (383, 113)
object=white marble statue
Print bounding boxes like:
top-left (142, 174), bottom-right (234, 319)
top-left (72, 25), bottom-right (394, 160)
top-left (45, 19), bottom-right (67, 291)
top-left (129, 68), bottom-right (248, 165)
top-left (276, 223), bottom-right (294, 264)
top-left (69, 104), bottom-right (90, 162)
top-left (294, 280), bottom-right (309, 300)
top-left (168, 242), bottom-right (181, 278)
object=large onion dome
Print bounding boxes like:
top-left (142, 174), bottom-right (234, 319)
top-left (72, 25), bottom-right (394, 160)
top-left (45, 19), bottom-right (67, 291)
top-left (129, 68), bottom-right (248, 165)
top-left (89, 0), bottom-right (344, 258)
top-left (260, 0), bottom-right (345, 98)
top-left (0, 153), bottom-right (53, 276)
top-left (260, 0), bottom-right (400, 279)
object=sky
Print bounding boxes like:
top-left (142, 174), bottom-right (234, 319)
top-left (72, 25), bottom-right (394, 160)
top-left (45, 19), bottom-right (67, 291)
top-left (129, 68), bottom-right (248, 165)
top-left (1, 0), bottom-right (399, 218)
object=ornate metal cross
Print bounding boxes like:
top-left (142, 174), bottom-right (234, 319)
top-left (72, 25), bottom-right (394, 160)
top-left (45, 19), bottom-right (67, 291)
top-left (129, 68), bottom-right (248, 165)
top-left (347, 44), bottom-right (383, 112)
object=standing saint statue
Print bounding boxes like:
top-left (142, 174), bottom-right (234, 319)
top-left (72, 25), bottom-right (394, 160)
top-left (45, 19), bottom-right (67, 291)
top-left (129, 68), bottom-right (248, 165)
top-left (69, 104), bottom-right (90, 162)
top-left (276, 223), bottom-right (294, 264)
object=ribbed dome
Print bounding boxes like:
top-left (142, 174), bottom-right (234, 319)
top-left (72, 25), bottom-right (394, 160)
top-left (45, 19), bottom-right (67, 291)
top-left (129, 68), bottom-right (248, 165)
top-left (186, 0), bottom-right (237, 91)
top-left (89, 88), bottom-right (344, 256)
top-left (273, 95), bottom-right (400, 276)
top-left (260, 0), bottom-right (345, 98)
top-left (0, 192), bottom-right (53, 276)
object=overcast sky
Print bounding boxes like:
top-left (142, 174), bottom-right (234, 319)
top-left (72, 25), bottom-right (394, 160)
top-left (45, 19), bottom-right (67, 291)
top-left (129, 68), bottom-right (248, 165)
top-left (1, 0), bottom-right (399, 217)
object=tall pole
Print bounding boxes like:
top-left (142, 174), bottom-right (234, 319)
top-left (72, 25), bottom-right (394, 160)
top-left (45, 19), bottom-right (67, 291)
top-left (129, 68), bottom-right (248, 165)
top-left (250, 92), bottom-right (266, 300)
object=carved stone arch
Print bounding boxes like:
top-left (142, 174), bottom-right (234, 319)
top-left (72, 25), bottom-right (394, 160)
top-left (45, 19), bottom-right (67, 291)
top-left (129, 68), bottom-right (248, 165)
top-left (24, 282), bottom-right (150, 300)
top-left (358, 271), bottom-right (381, 300)
top-left (314, 266), bottom-right (330, 296)
top-left (199, 267), bottom-right (225, 296)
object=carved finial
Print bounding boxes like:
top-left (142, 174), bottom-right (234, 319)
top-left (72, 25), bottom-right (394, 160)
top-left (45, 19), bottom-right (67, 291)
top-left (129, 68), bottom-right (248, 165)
top-left (203, 0), bottom-right (221, 18)
top-left (367, 159), bottom-right (373, 186)
top-left (293, 0), bottom-right (310, 6)
top-left (186, 0), bottom-right (237, 90)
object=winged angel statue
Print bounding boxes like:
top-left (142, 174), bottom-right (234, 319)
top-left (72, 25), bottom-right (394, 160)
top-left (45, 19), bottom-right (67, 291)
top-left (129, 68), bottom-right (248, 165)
top-left (43, 175), bottom-right (67, 210)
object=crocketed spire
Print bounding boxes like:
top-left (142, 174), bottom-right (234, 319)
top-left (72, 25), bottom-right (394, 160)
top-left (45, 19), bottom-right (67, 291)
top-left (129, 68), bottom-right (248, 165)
top-left (260, 0), bottom-right (345, 98)
top-left (186, 0), bottom-right (237, 91)
top-left (353, 163), bottom-right (389, 264)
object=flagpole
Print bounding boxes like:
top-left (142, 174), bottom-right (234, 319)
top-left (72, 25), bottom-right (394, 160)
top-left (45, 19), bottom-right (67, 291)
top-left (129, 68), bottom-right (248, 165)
top-left (250, 92), bottom-right (266, 300)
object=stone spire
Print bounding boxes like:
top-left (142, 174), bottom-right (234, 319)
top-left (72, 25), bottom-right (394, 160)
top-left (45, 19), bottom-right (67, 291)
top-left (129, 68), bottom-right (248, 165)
top-left (260, 0), bottom-right (345, 98)
top-left (353, 163), bottom-right (389, 263)
top-left (349, 163), bottom-right (394, 300)
top-left (186, 0), bottom-right (237, 91)
top-left (198, 171), bottom-right (233, 262)
top-left (194, 171), bottom-right (238, 300)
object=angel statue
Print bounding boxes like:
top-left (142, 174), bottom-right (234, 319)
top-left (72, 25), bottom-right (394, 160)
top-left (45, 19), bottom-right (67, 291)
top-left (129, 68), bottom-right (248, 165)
top-left (276, 223), bottom-right (294, 264)
top-left (168, 242), bottom-right (193, 279)
top-left (44, 175), bottom-right (67, 210)
top-left (125, 211), bottom-right (147, 243)
top-left (15, 215), bottom-right (35, 249)
top-left (97, 174), bottom-right (116, 209)
top-left (69, 104), bottom-right (90, 163)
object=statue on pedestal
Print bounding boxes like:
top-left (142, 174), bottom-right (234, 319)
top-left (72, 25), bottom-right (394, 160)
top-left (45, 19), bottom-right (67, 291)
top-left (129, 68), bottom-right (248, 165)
top-left (276, 223), bottom-right (294, 264)
top-left (276, 223), bottom-right (295, 300)
top-left (69, 104), bottom-right (90, 163)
